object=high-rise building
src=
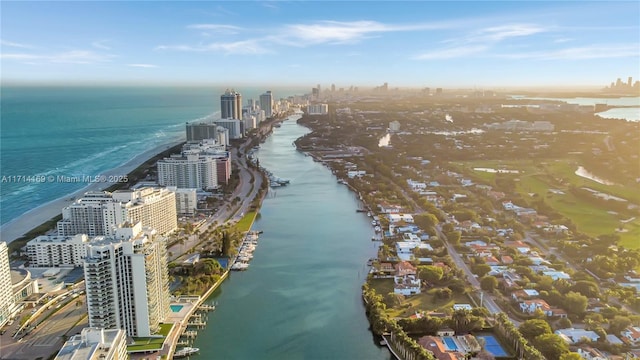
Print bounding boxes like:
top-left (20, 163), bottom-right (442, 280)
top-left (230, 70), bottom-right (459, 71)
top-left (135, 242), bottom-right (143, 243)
top-left (220, 89), bottom-right (242, 120)
top-left (84, 223), bottom-right (170, 338)
top-left (0, 242), bottom-right (15, 327)
top-left (55, 327), bottom-right (128, 360)
top-left (58, 188), bottom-right (177, 237)
top-left (260, 90), bottom-right (273, 118)
top-left (26, 234), bottom-right (90, 267)
top-left (307, 104), bottom-right (329, 115)
top-left (157, 153), bottom-right (218, 190)
top-left (213, 118), bottom-right (242, 139)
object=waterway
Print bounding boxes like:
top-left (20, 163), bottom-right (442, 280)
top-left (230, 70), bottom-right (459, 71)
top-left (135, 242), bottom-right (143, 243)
top-left (193, 117), bottom-right (392, 359)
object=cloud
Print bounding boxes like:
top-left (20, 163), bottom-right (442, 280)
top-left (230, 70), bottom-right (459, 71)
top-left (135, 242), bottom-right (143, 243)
top-left (91, 40), bottom-right (112, 50)
top-left (498, 44), bottom-right (640, 60)
top-left (416, 23), bottom-right (547, 60)
top-left (1, 39), bottom-right (33, 49)
top-left (413, 45), bottom-right (489, 60)
top-left (187, 24), bottom-right (242, 34)
top-left (473, 24), bottom-right (546, 42)
top-left (1, 50), bottom-right (115, 64)
top-left (127, 63), bottom-right (158, 68)
top-left (156, 39), bottom-right (269, 55)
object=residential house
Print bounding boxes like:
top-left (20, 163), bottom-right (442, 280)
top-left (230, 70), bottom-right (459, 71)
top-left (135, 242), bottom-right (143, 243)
top-left (577, 346), bottom-right (608, 360)
top-left (388, 214), bottom-right (414, 223)
top-left (622, 326), bottom-right (640, 345)
top-left (408, 179), bottom-right (427, 191)
top-left (394, 261), bottom-right (421, 296)
top-left (417, 336), bottom-right (464, 360)
top-left (378, 203), bottom-right (403, 214)
top-left (484, 256), bottom-right (500, 266)
top-left (555, 328), bottom-right (600, 344)
top-left (437, 329), bottom-right (455, 337)
top-left (501, 255), bottom-right (514, 264)
top-left (504, 240), bottom-right (530, 254)
top-left (519, 299), bottom-right (551, 314)
top-left (511, 289), bottom-right (539, 301)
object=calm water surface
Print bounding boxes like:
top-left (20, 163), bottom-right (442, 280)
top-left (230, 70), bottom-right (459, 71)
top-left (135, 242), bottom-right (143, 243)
top-left (193, 118), bottom-right (392, 360)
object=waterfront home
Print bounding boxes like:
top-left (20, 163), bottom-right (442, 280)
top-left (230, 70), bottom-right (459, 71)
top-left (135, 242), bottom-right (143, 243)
top-left (394, 261), bottom-right (421, 296)
top-left (377, 203), bottom-right (404, 214)
top-left (417, 336), bottom-right (464, 360)
top-left (437, 328), bottom-right (455, 337)
top-left (395, 241), bottom-right (433, 261)
top-left (555, 328), bottom-right (600, 344)
top-left (388, 213), bottom-right (414, 223)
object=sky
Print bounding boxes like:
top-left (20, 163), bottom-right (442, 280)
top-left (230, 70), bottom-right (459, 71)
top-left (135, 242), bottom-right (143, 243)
top-left (1, 1), bottom-right (639, 88)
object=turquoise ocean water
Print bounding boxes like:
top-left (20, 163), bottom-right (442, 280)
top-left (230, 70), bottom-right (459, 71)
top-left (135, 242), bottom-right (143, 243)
top-left (0, 86), bottom-right (305, 226)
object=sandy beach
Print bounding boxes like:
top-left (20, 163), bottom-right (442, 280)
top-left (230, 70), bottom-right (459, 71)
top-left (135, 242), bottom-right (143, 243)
top-left (0, 140), bottom-right (184, 244)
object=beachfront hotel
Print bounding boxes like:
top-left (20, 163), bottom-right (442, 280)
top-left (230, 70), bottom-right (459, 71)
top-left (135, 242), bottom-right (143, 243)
top-left (54, 327), bottom-right (128, 360)
top-left (84, 222), bottom-right (170, 338)
top-left (58, 187), bottom-right (178, 237)
top-left (0, 242), bottom-right (16, 327)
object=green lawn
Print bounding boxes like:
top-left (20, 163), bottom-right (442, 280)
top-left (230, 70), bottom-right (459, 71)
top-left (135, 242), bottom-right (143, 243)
top-left (234, 211), bottom-right (258, 233)
top-left (127, 323), bottom-right (172, 352)
top-left (369, 278), bottom-right (469, 318)
top-left (451, 159), bottom-right (640, 249)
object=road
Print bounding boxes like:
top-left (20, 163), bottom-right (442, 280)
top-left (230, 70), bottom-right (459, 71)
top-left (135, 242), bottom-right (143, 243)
top-left (1, 295), bottom-right (88, 360)
top-left (167, 116), bottom-right (283, 262)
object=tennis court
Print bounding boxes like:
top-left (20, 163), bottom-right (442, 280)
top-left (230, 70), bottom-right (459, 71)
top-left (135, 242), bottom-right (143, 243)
top-left (477, 335), bottom-right (508, 357)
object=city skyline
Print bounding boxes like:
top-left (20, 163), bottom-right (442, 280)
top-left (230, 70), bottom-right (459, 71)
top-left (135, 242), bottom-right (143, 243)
top-left (1, 1), bottom-right (639, 88)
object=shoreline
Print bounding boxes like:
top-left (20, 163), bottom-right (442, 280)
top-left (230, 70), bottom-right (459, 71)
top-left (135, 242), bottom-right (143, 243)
top-left (0, 140), bottom-right (184, 244)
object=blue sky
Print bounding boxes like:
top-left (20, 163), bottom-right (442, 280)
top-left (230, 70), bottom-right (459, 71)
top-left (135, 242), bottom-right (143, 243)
top-left (1, 1), bottom-right (639, 88)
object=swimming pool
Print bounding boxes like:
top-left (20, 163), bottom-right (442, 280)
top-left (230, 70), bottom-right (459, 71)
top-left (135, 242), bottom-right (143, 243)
top-left (443, 337), bottom-right (458, 351)
top-left (477, 335), bottom-right (508, 357)
top-left (170, 304), bottom-right (184, 313)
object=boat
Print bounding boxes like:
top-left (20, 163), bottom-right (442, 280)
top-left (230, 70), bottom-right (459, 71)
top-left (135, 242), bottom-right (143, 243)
top-left (231, 262), bottom-right (249, 271)
top-left (174, 347), bottom-right (200, 358)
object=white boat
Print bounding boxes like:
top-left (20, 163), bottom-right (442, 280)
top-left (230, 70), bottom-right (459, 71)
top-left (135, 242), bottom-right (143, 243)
top-left (231, 263), bottom-right (249, 271)
top-left (174, 347), bottom-right (200, 358)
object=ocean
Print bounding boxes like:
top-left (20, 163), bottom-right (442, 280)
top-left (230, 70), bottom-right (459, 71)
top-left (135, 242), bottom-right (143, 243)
top-left (0, 86), bottom-right (306, 226)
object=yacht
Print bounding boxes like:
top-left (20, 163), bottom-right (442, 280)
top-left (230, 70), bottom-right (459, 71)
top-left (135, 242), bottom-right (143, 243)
top-left (174, 347), bottom-right (200, 358)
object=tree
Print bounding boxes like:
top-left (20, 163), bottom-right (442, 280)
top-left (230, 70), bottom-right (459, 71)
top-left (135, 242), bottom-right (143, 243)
top-left (571, 280), bottom-right (600, 298)
top-left (384, 292), bottom-right (404, 308)
top-left (446, 230), bottom-right (461, 245)
top-left (556, 317), bottom-right (572, 330)
top-left (519, 319), bottom-right (552, 341)
top-left (449, 309), bottom-right (484, 334)
top-left (563, 291), bottom-right (588, 315)
top-left (608, 315), bottom-right (632, 335)
top-left (419, 265), bottom-right (444, 284)
top-left (559, 353), bottom-right (583, 360)
top-left (531, 333), bottom-right (569, 360)
top-left (472, 264), bottom-right (491, 278)
top-left (414, 213), bottom-right (439, 230)
top-left (480, 276), bottom-right (498, 292)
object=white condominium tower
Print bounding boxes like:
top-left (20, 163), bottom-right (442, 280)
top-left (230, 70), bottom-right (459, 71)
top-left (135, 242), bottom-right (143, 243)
top-left (0, 242), bottom-right (16, 327)
top-left (260, 90), bottom-right (273, 117)
top-left (84, 222), bottom-right (170, 337)
top-left (156, 153), bottom-right (218, 190)
top-left (25, 234), bottom-right (90, 268)
top-left (58, 187), bottom-right (177, 237)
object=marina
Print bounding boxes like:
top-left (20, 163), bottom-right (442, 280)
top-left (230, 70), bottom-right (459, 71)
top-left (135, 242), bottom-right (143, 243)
top-left (231, 231), bottom-right (261, 271)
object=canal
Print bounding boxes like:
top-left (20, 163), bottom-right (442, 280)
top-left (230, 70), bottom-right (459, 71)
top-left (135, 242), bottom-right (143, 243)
top-left (193, 115), bottom-right (392, 359)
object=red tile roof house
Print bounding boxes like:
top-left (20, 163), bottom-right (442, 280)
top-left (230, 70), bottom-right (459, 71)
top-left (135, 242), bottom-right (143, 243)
top-left (418, 336), bottom-right (464, 360)
top-left (622, 326), bottom-right (640, 345)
